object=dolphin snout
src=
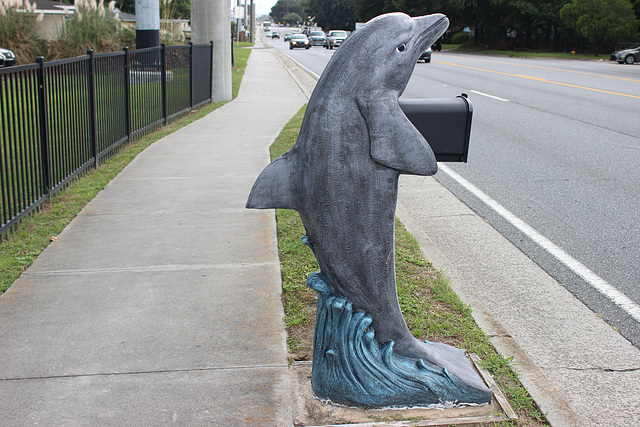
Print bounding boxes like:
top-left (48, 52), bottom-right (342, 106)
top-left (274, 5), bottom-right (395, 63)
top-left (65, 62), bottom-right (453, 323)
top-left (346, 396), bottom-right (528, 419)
top-left (412, 14), bottom-right (449, 48)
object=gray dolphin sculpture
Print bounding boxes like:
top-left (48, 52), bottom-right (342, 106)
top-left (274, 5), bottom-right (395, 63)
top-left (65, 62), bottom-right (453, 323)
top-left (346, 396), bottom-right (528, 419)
top-left (247, 12), bottom-right (491, 403)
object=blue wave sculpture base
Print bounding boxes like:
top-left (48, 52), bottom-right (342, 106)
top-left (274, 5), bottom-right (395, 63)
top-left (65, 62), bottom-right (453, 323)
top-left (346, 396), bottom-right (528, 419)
top-left (307, 270), bottom-right (492, 409)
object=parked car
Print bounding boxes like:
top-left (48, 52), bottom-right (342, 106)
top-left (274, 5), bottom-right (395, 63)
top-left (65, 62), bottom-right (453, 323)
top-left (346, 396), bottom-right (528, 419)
top-left (325, 30), bottom-right (348, 49)
top-left (308, 31), bottom-right (326, 47)
top-left (271, 31), bottom-right (280, 39)
top-left (290, 34), bottom-right (310, 49)
top-left (0, 47), bottom-right (15, 67)
top-left (610, 44), bottom-right (640, 64)
top-left (284, 33), bottom-right (293, 41)
top-left (418, 47), bottom-right (432, 63)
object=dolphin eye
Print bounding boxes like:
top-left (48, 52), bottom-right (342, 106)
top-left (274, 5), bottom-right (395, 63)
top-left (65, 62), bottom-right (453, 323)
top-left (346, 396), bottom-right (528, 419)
top-left (396, 43), bottom-right (407, 52)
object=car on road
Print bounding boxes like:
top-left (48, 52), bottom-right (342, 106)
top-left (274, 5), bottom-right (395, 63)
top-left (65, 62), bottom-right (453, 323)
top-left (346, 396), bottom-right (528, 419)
top-left (0, 47), bottom-right (15, 67)
top-left (325, 30), bottom-right (348, 49)
top-left (610, 44), bottom-right (639, 64)
top-left (418, 47), bottom-right (432, 63)
top-left (289, 34), bottom-right (310, 50)
top-left (308, 31), bottom-right (326, 47)
top-left (271, 31), bottom-right (280, 39)
top-left (284, 33), bottom-right (293, 41)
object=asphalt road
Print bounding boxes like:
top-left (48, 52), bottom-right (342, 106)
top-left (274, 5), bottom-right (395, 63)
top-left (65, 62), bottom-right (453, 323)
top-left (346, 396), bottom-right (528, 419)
top-left (263, 34), bottom-right (640, 348)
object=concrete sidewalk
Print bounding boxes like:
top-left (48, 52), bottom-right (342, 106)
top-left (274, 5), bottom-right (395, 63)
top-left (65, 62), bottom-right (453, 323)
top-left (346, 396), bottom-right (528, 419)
top-left (0, 44), bottom-right (306, 425)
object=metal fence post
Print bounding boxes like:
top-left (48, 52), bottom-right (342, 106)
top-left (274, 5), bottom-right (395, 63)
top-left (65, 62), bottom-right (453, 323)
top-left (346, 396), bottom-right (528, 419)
top-left (161, 43), bottom-right (168, 125)
top-left (209, 41), bottom-right (214, 103)
top-left (189, 41), bottom-right (194, 109)
top-left (36, 57), bottom-right (52, 199)
top-left (87, 49), bottom-right (99, 168)
top-left (123, 47), bottom-right (132, 143)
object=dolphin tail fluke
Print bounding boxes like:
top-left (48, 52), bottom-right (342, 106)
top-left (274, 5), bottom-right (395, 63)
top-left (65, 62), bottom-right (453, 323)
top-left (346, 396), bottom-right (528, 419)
top-left (246, 154), bottom-right (299, 210)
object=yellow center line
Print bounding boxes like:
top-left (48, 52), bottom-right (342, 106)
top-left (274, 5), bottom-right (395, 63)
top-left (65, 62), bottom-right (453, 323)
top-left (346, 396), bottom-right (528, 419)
top-left (438, 61), bottom-right (640, 99)
top-left (444, 54), bottom-right (640, 83)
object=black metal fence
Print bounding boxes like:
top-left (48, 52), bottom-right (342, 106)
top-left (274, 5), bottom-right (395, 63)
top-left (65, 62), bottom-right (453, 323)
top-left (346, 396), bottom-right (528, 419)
top-left (0, 42), bottom-right (213, 238)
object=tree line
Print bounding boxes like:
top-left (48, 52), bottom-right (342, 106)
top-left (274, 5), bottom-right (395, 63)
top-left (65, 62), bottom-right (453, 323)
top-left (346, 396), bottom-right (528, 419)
top-left (269, 0), bottom-right (640, 55)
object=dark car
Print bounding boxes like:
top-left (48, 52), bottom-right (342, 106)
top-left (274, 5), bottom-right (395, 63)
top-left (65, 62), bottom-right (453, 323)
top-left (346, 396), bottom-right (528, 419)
top-left (325, 30), bottom-right (348, 49)
top-left (308, 31), bottom-right (326, 47)
top-left (0, 47), bottom-right (16, 67)
top-left (289, 34), bottom-right (310, 50)
top-left (418, 47), bottom-right (432, 63)
top-left (610, 44), bottom-right (640, 64)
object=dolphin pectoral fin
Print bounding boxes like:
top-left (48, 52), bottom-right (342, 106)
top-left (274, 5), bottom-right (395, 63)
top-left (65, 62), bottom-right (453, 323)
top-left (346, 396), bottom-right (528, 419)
top-left (357, 93), bottom-right (437, 176)
top-left (246, 154), bottom-right (299, 210)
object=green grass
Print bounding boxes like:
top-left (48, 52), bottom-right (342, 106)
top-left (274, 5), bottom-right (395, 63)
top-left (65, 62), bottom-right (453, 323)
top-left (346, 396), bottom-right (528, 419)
top-left (0, 43), bottom-right (253, 294)
top-left (443, 44), bottom-right (609, 60)
top-left (272, 105), bottom-right (547, 425)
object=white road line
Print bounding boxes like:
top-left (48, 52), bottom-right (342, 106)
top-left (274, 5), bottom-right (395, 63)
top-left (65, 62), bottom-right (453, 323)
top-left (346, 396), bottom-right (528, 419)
top-left (470, 90), bottom-right (510, 102)
top-left (439, 163), bottom-right (640, 323)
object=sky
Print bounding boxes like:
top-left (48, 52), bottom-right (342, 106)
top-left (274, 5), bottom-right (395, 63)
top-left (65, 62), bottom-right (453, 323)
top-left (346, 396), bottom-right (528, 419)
top-left (253, 0), bottom-right (277, 18)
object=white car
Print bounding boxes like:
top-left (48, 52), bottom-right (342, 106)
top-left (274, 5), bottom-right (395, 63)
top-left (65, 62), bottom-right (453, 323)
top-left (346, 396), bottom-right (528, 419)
top-left (0, 47), bottom-right (15, 67)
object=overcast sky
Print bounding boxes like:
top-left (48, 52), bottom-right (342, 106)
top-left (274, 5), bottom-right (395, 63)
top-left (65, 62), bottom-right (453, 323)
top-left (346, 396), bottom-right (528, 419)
top-left (253, 0), bottom-right (277, 18)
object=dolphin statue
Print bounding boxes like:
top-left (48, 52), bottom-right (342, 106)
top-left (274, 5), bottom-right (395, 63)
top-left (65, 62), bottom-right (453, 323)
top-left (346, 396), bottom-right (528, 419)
top-left (247, 12), bottom-right (491, 404)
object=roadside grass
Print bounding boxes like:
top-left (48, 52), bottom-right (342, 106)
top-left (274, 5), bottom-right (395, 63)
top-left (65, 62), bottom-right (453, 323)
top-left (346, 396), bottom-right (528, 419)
top-left (443, 44), bottom-right (609, 60)
top-left (0, 42), bottom-right (253, 294)
top-left (272, 105), bottom-right (547, 426)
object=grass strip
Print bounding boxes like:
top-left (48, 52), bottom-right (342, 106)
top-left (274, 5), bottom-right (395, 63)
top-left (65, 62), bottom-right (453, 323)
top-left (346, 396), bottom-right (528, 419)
top-left (443, 44), bottom-right (610, 60)
top-left (272, 105), bottom-right (547, 426)
top-left (0, 42), bottom-right (253, 294)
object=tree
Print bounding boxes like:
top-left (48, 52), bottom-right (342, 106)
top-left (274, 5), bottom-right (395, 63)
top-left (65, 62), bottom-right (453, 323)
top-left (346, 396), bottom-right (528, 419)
top-left (561, 0), bottom-right (638, 55)
top-left (117, 0), bottom-right (135, 14)
top-left (283, 12), bottom-right (303, 25)
top-left (118, 0), bottom-right (191, 19)
top-left (271, 0), bottom-right (305, 23)
top-left (354, 0), bottom-right (397, 22)
top-left (304, 0), bottom-right (356, 30)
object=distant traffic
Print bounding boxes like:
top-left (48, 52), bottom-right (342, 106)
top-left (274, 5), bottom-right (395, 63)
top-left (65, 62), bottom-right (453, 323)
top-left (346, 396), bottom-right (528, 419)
top-left (262, 25), bottom-right (436, 61)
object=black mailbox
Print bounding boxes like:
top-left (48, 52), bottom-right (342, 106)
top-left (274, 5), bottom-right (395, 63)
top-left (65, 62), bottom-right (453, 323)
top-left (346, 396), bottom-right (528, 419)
top-left (399, 94), bottom-right (473, 162)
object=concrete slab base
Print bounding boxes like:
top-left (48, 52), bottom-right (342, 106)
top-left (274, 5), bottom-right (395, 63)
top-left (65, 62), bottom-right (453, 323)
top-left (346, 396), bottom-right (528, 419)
top-left (290, 355), bottom-right (515, 426)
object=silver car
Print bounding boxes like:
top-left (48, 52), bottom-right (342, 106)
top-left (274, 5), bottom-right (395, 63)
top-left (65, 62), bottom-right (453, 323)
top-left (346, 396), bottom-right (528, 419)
top-left (325, 30), bottom-right (348, 49)
top-left (610, 44), bottom-right (639, 64)
top-left (308, 31), bottom-right (326, 47)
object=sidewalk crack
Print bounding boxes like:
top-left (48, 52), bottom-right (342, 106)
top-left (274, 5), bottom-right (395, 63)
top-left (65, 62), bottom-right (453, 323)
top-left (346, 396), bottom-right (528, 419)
top-left (0, 364), bottom-right (289, 382)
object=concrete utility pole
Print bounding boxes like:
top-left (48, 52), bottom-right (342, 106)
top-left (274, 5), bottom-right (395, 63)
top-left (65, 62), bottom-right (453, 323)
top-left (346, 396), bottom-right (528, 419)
top-left (135, 0), bottom-right (160, 49)
top-left (250, 0), bottom-right (255, 43)
top-left (192, 0), bottom-right (232, 103)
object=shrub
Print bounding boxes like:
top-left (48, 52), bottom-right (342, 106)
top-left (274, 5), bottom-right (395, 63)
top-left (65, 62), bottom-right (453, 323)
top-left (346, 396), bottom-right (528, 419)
top-left (0, 0), bottom-right (48, 64)
top-left (49, 0), bottom-right (128, 59)
top-left (451, 31), bottom-right (472, 45)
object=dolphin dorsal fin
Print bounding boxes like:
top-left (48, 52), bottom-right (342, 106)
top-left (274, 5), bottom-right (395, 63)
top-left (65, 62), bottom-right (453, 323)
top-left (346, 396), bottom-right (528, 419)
top-left (246, 153), bottom-right (299, 210)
